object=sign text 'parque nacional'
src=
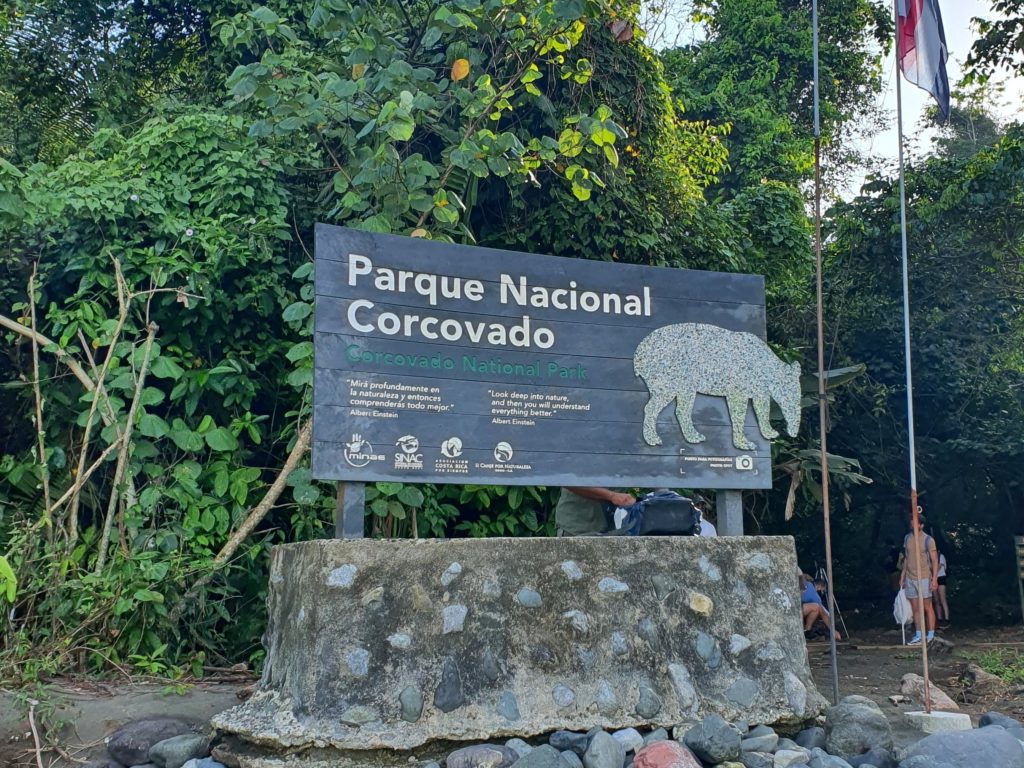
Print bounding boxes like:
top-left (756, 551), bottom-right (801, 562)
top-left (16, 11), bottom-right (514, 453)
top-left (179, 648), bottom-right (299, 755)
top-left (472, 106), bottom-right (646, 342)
top-left (312, 225), bottom-right (802, 489)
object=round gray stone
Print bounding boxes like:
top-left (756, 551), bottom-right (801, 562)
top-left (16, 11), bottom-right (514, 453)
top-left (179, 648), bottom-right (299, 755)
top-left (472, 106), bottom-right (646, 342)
top-left (180, 759), bottom-right (224, 768)
top-left (560, 751), bottom-right (584, 768)
top-left (106, 718), bottom-right (195, 767)
top-left (505, 739), bottom-right (533, 759)
top-left (611, 728), bottom-right (644, 753)
top-left (902, 726), bottom-right (1024, 768)
top-left (517, 588), bottom-right (543, 608)
top-left (434, 657), bottom-right (465, 713)
top-left (643, 728), bottom-right (669, 745)
top-left (726, 677), bottom-right (760, 708)
top-left (683, 714), bottom-right (741, 764)
top-left (795, 727), bottom-right (827, 751)
top-left (979, 711), bottom-right (1023, 729)
top-left (148, 734), bottom-right (209, 768)
top-left (583, 732), bottom-right (625, 768)
top-left (550, 731), bottom-right (590, 755)
top-left (552, 684), bottom-right (576, 708)
top-left (740, 732), bottom-right (778, 753)
top-left (597, 577), bottom-right (629, 593)
top-left (807, 748), bottom-right (852, 768)
top-left (399, 686), bottom-right (423, 722)
top-left (846, 747), bottom-right (894, 768)
top-left (496, 691), bottom-right (520, 721)
top-left (635, 685), bottom-right (662, 718)
top-left (446, 744), bottom-right (518, 768)
top-left (898, 758), bottom-right (956, 768)
top-left (694, 632), bottom-right (722, 669)
top-left (515, 745), bottom-right (562, 768)
top-left (825, 695), bottom-right (893, 756)
top-left (738, 752), bottom-right (774, 768)
top-left (774, 749), bottom-right (810, 768)
top-left (595, 680), bottom-right (618, 714)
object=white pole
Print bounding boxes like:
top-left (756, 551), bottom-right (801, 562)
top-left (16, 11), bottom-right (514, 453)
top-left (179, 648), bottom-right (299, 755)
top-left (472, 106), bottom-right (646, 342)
top-left (894, 0), bottom-right (932, 713)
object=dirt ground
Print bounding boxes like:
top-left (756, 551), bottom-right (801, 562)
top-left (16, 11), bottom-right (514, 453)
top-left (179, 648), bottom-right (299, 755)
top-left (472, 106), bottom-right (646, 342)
top-left (1, 627), bottom-right (1022, 767)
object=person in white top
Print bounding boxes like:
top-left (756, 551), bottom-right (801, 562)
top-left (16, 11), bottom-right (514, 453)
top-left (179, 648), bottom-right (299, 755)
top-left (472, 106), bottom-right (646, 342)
top-left (699, 512), bottom-right (717, 537)
top-left (934, 552), bottom-right (950, 626)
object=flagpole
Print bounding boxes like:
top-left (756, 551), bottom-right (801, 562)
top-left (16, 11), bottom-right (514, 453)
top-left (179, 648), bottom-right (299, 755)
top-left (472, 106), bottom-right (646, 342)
top-left (811, 0), bottom-right (840, 706)
top-left (894, 0), bottom-right (932, 713)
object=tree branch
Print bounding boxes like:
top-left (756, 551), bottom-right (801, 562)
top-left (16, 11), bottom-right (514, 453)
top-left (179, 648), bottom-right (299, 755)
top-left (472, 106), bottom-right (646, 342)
top-left (171, 420), bottom-right (312, 621)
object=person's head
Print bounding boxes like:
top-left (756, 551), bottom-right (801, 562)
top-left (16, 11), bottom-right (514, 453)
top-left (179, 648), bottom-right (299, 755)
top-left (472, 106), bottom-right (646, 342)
top-left (813, 579), bottom-right (827, 595)
top-left (907, 506), bottom-right (926, 531)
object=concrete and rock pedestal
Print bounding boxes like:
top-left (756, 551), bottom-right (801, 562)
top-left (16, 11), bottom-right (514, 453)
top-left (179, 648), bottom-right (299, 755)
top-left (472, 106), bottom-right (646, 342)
top-left (213, 536), bottom-right (825, 761)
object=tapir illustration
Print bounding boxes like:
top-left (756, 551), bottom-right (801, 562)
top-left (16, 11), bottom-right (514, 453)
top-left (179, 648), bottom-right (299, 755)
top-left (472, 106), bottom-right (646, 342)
top-left (634, 323), bottom-right (802, 451)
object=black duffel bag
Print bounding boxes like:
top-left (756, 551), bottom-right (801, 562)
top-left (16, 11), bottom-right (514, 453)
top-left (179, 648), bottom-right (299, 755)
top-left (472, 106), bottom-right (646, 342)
top-left (602, 490), bottom-right (702, 536)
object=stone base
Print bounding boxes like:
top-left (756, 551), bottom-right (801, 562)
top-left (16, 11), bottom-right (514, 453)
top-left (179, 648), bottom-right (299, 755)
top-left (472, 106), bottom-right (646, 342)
top-left (904, 711), bottom-right (973, 734)
top-left (213, 537), bottom-right (825, 753)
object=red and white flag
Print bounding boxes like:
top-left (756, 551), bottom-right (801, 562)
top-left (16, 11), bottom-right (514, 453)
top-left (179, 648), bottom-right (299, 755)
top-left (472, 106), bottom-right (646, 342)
top-left (897, 0), bottom-right (950, 119)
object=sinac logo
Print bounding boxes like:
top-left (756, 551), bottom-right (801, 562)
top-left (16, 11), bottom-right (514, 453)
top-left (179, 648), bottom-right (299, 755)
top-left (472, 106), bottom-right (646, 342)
top-left (395, 434), bottom-right (423, 470)
top-left (441, 437), bottom-right (463, 458)
top-left (494, 441), bottom-right (513, 463)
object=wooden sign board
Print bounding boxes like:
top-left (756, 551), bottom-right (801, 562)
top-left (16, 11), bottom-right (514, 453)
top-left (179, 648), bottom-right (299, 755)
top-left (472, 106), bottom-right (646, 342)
top-left (312, 225), bottom-right (797, 489)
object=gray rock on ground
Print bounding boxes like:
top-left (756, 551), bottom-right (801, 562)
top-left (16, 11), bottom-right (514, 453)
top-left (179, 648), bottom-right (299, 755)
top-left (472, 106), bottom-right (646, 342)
top-left (148, 734), bottom-right (209, 768)
top-left (739, 752), bottom-right (774, 768)
top-left (643, 728), bottom-right (669, 745)
top-left (505, 739), bottom-right (534, 759)
top-left (683, 714), bottom-right (742, 764)
top-left (551, 731), bottom-right (591, 755)
top-left (583, 731), bottom-right (626, 768)
top-left (515, 745), bottom-right (563, 768)
top-left (846, 747), bottom-right (894, 768)
top-left (807, 749), bottom-right (852, 768)
top-left (795, 727), bottom-right (826, 751)
top-left (446, 744), bottom-right (519, 768)
top-left (181, 760), bottom-right (224, 768)
top-left (898, 758), bottom-right (956, 768)
top-left (775, 737), bottom-right (802, 752)
top-left (773, 748), bottom-right (810, 768)
top-left (560, 750), bottom-right (584, 768)
top-left (612, 728), bottom-right (644, 753)
top-left (825, 696), bottom-right (893, 757)
top-left (901, 725), bottom-right (1024, 768)
top-left (105, 718), bottom-right (195, 767)
top-left (979, 711), bottom-right (1023, 729)
top-left (82, 760), bottom-right (125, 768)
top-left (740, 730), bottom-right (778, 753)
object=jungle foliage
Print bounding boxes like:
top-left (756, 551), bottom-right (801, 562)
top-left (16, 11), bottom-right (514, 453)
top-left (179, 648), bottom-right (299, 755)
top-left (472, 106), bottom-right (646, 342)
top-left (0, 0), bottom-right (1021, 679)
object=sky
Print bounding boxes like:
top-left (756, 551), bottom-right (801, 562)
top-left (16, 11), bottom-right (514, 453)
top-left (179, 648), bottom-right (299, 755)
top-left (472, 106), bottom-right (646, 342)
top-left (862, 0), bottom-right (1024, 183)
top-left (654, 0), bottom-right (1024, 196)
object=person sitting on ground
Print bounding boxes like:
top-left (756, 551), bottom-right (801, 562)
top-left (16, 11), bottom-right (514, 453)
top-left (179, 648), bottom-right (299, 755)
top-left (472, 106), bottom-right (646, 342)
top-left (554, 487), bottom-right (636, 536)
top-left (900, 510), bottom-right (940, 646)
top-left (800, 573), bottom-right (841, 641)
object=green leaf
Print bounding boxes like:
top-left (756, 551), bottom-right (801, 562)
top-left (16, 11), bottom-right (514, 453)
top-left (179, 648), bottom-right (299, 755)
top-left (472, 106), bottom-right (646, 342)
top-left (133, 589), bottom-right (164, 604)
top-left (0, 556), bottom-right (17, 603)
top-left (286, 341), bottom-right (314, 362)
top-left (293, 484), bottom-right (320, 504)
top-left (213, 470), bottom-right (229, 497)
top-left (377, 482), bottom-right (403, 496)
top-left (169, 428), bottom-right (204, 452)
top-left (282, 302), bottom-right (312, 322)
top-left (204, 428), bottom-right (238, 452)
top-left (397, 486), bottom-right (424, 507)
top-left (150, 356), bottom-right (185, 380)
top-left (138, 413), bottom-right (169, 438)
top-left (552, 0), bottom-right (584, 20)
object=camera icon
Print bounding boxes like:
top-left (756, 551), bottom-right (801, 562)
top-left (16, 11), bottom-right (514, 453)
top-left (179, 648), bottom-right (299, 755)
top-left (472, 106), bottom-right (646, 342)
top-left (735, 455), bottom-right (754, 470)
